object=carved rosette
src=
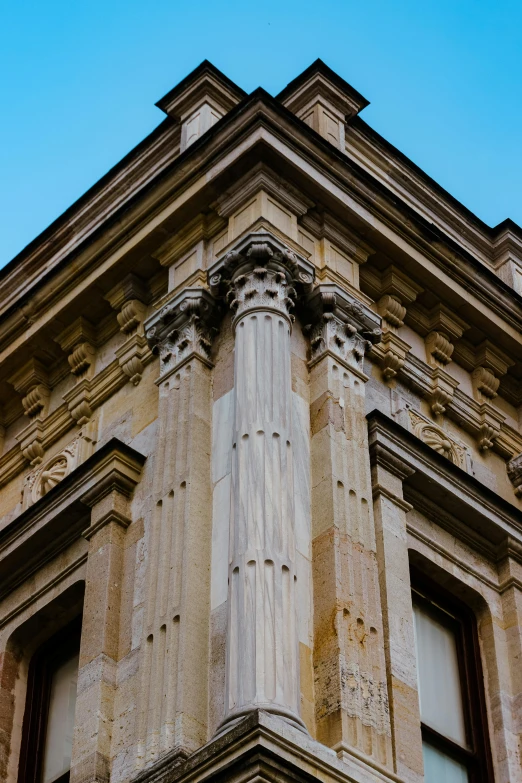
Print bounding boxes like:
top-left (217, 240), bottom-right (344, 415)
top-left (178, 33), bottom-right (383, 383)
top-left (303, 283), bottom-right (382, 374)
top-left (409, 409), bottom-right (467, 469)
top-left (22, 424), bottom-right (97, 509)
top-left (145, 288), bottom-right (220, 380)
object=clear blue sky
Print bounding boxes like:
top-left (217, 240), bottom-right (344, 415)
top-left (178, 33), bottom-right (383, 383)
top-left (1, 0), bottom-right (521, 267)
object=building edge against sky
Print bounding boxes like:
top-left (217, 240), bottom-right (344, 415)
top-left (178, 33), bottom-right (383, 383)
top-left (0, 59), bottom-right (521, 783)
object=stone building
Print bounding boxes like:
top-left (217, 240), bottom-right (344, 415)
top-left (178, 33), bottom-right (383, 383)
top-left (0, 60), bottom-right (521, 783)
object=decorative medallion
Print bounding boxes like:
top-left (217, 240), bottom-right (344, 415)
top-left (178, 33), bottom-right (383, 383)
top-left (408, 409), bottom-right (467, 469)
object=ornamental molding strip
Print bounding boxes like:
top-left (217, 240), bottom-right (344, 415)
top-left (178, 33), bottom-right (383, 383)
top-left (303, 282), bottom-right (381, 374)
top-left (208, 229), bottom-right (315, 328)
top-left (0, 438), bottom-right (145, 600)
top-left (368, 410), bottom-right (522, 551)
top-left (145, 287), bottom-right (221, 380)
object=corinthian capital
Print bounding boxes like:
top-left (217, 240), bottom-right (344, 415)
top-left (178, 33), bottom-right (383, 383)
top-left (144, 288), bottom-right (220, 379)
top-left (208, 230), bottom-right (315, 327)
top-left (304, 284), bottom-right (382, 374)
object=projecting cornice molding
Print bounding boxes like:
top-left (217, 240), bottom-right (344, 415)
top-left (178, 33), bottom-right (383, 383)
top-left (0, 438), bottom-right (145, 600)
top-left (367, 410), bottom-right (522, 553)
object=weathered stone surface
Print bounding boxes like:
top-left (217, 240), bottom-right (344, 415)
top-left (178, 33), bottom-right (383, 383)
top-left (1, 59), bottom-right (521, 783)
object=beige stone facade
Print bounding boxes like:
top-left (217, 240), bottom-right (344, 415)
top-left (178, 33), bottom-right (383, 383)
top-left (1, 60), bottom-right (521, 783)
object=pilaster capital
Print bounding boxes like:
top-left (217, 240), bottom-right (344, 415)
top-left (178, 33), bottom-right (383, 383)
top-left (208, 230), bottom-right (315, 328)
top-left (145, 287), bottom-right (220, 379)
top-left (304, 283), bottom-right (382, 375)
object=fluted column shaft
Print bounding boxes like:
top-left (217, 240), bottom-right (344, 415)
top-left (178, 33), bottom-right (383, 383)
top-left (209, 235), bottom-right (315, 731)
top-left (227, 292), bottom-right (300, 725)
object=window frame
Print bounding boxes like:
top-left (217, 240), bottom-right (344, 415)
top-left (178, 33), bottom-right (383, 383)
top-left (410, 568), bottom-right (494, 783)
top-left (17, 616), bottom-right (82, 783)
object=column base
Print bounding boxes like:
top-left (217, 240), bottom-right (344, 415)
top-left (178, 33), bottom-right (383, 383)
top-left (215, 704), bottom-right (308, 738)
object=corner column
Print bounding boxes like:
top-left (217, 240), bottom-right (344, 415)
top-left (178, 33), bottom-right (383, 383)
top-left (305, 286), bottom-right (394, 768)
top-left (209, 232), bottom-right (314, 731)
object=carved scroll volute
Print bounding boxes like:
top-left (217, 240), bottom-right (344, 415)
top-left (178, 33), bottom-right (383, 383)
top-left (303, 283), bottom-right (382, 376)
top-left (145, 287), bottom-right (221, 381)
top-left (209, 231), bottom-right (315, 733)
top-left (106, 274), bottom-right (151, 385)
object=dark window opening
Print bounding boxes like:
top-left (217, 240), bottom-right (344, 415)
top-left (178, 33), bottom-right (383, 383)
top-left (18, 617), bottom-right (82, 783)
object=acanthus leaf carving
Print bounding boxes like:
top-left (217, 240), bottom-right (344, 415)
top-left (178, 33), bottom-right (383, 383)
top-left (9, 359), bottom-right (51, 421)
top-left (303, 283), bottom-right (381, 375)
top-left (377, 294), bottom-right (406, 329)
top-left (472, 366), bottom-right (500, 401)
top-left (55, 317), bottom-right (97, 381)
top-left (425, 330), bottom-right (454, 368)
top-left (208, 230), bottom-right (315, 330)
top-left (145, 288), bottom-right (220, 379)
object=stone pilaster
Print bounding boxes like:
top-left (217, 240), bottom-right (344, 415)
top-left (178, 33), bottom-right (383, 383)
top-left (368, 426), bottom-right (423, 783)
top-left (304, 285), bottom-right (393, 768)
top-left (137, 289), bottom-right (220, 767)
top-left (71, 450), bottom-right (144, 783)
top-left (209, 231), bottom-right (315, 732)
top-left (496, 542), bottom-right (522, 780)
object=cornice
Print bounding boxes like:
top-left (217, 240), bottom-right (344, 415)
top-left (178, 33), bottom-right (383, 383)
top-left (372, 347), bottom-right (522, 458)
top-left (0, 353), bottom-right (153, 491)
top-left (0, 438), bottom-right (145, 599)
top-left (1, 84), bottom-right (521, 436)
top-left (367, 409), bottom-right (522, 547)
top-left (0, 91), bottom-right (521, 369)
top-left (346, 118), bottom-right (522, 266)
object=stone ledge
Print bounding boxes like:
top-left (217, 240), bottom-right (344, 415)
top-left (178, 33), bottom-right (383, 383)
top-left (0, 438), bottom-right (145, 598)
top-left (131, 710), bottom-right (404, 783)
top-left (368, 409), bottom-right (522, 555)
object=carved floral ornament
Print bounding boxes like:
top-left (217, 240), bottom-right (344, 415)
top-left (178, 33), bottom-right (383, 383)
top-left (303, 284), bottom-right (382, 372)
top-left (208, 231), bottom-right (315, 328)
top-left (21, 425), bottom-right (97, 510)
top-left (145, 288), bottom-right (221, 378)
top-left (144, 231), bottom-right (384, 379)
top-left (408, 409), bottom-right (466, 469)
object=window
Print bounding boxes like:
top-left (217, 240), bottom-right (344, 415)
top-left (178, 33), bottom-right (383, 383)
top-left (412, 573), bottom-right (493, 783)
top-left (18, 619), bottom-right (81, 783)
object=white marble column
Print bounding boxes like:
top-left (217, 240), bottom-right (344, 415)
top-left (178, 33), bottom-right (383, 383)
top-left (209, 232), bottom-right (314, 731)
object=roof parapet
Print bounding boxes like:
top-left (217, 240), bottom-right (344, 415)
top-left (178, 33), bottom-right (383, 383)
top-left (156, 60), bottom-right (247, 152)
top-left (277, 58), bottom-right (369, 151)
